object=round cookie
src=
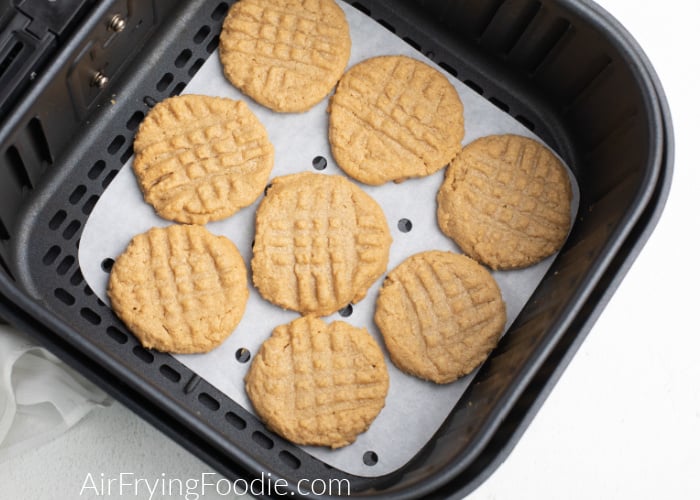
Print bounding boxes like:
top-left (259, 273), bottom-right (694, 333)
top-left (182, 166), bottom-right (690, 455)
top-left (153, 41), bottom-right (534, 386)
top-left (219, 0), bottom-right (351, 112)
top-left (245, 316), bottom-right (389, 448)
top-left (108, 225), bottom-right (249, 353)
top-left (374, 251), bottom-right (505, 384)
top-left (252, 172), bottom-right (392, 316)
top-left (437, 134), bottom-right (572, 270)
top-left (133, 94), bottom-right (274, 224)
top-left (329, 55), bottom-right (464, 185)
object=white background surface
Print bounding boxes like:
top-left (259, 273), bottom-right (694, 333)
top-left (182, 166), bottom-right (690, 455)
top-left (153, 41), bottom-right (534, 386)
top-left (2, 0), bottom-right (699, 498)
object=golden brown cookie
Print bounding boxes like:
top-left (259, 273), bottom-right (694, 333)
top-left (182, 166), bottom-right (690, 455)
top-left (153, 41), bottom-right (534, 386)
top-left (251, 172), bottom-right (391, 316)
top-left (133, 94), bottom-right (274, 224)
top-left (107, 224), bottom-right (248, 353)
top-left (245, 316), bottom-right (389, 448)
top-left (374, 251), bottom-right (505, 384)
top-left (437, 134), bottom-right (572, 270)
top-left (329, 55), bottom-right (464, 185)
top-left (219, 0), bottom-right (351, 112)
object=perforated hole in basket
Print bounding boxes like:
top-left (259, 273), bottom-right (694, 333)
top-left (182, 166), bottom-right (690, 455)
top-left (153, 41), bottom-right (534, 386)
top-left (235, 348), bottom-right (251, 363)
top-left (397, 218), bottom-right (412, 233)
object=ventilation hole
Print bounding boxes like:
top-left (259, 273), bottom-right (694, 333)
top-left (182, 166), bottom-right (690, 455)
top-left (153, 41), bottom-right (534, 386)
top-left (48, 210), bottom-right (67, 230)
top-left (42, 246), bottom-right (61, 265)
top-left (102, 169), bottom-right (118, 188)
top-left (377, 19), bottom-right (395, 33)
top-left (62, 220), bottom-right (81, 240)
top-left (438, 61), bottom-right (458, 77)
top-left (156, 73), bottom-right (174, 92)
top-left (28, 117), bottom-right (52, 163)
top-left (398, 218), bottom-right (413, 232)
top-left (225, 411), bottom-right (246, 430)
top-left (101, 257), bottom-right (115, 273)
top-left (403, 36), bottom-right (420, 51)
top-left (160, 364), bottom-right (181, 383)
top-left (198, 392), bottom-right (220, 411)
top-left (170, 82), bottom-right (186, 97)
top-left (464, 79), bottom-right (484, 95)
top-left (82, 195), bottom-right (99, 216)
top-left (107, 135), bottom-right (125, 155)
top-left (54, 288), bottom-right (75, 306)
top-left (144, 95), bottom-right (157, 108)
top-left (105, 326), bottom-right (127, 344)
top-left (206, 35), bottom-right (219, 54)
top-left (312, 155), bottom-right (327, 170)
top-left (194, 25), bottom-right (211, 44)
top-left (251, 239), bottom-right (255, 249)
top-left (126, 110), bottom-right (145, 131)
top-left (120, 146), bottom-right (134, 165)
top-left (338, 304), bottom-right (353, 317)
top-left (133, 345), bottom-right (155, 363)
top-left (80, 307), bottom-right (101, 325)
top-left (5, 145), bottom-right (32, 189)
top-left (83, 285), bottom-right (94, 296)
top-left (175, 49), bottom-right (192, 68)
top-left (70, 268), bottom-right (84, 286)
top-left (489, 97), bottom-right (510, 112)
top-left (188, 58), bottom-right (205, 77)
top-left (0, 218), bottom-right (9, 240)
top-left (352, 2), bottom-right (370, 15)
top-left (425, 50), bottom-right (435, 59)
top-left (57, 255), bottom-right (75, 275)
top-left (69, 185), bottom-right (87, 205)
top-left (252, 431), bottom-right (274, 449)
top-left (211, 2), bottom-right (228, 20)
top-left (363, 451), bottom-right (378, 466)
top-left (88, 160), bottom-right (106, 179)
top-left (0, 41), bottom-right (23, 79)
top-left (515, 114), bottom-right (535, 131)
top-left (279, 450), bottom-right (301, 470)
top-left (235, 347), bottom-right (251, 363)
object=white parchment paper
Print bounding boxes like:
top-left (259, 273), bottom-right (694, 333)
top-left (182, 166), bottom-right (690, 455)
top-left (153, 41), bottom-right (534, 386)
top-left (78, 2), bottom-right (579, 477)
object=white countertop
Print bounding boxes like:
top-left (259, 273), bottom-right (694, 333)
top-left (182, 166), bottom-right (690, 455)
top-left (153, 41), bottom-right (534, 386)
top-left (2, 0), bottom-right (699, 498)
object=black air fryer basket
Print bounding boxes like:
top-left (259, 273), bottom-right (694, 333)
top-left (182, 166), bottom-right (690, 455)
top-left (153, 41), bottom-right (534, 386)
top-left (0, 0), bottom-right (672, 498)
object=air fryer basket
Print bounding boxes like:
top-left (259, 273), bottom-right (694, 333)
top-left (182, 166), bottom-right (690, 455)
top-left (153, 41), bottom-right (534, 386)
top-left (0, 0), bottom-right (672, 498)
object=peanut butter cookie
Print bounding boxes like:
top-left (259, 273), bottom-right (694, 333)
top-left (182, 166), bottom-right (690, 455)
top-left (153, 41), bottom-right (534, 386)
top-left (375, 251), bottom-right (505, 384)
top-left (108, 224), bottom-right (248, 353)
top-left (133, 94), bottom-right (274, 224)
top-left (251, 172), bottom-right (391, 316)
top-left (438, 134), bottom-right (572, 269)
top-left (329, 55), bottom-right (464, 185)
top-left (245, 316), bottom-right (389, 448)
top-left (219, 0), bottom-right (351, 112)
